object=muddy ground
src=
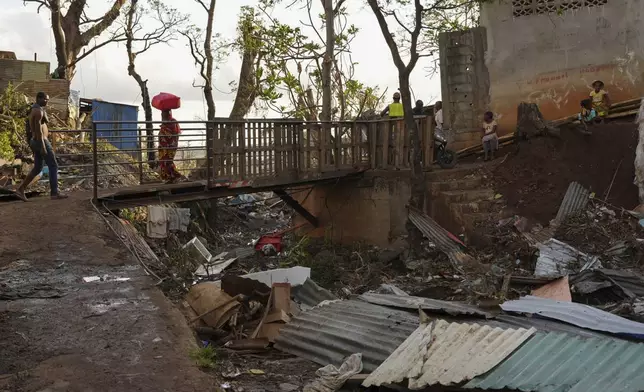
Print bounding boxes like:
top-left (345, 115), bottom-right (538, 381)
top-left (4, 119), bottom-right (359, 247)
top-left (0, 194), bottom-right (220, 391)
top-left (468, 122), bottom-right (639, 225)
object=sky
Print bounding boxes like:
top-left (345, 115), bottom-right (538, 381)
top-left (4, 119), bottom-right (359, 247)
top-left (0, 0), bottom-right (442, 122)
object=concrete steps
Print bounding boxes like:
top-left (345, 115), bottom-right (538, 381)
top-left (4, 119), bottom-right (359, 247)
top-left (428, 177), bottom-right (483, 197)
top-left (425, 164), bottom-right (501, 239)
top-left (440, 189), bottom-right (495, 204)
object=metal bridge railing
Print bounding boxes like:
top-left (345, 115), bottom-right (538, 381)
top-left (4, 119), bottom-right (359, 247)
top-left (51, 117), bottom-right (435, 201)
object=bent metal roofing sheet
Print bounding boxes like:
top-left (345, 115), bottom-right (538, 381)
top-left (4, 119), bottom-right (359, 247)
top-left (362, 320), bottom-right (535, 389)
top-left (500, 295), bottom-right (644, 339)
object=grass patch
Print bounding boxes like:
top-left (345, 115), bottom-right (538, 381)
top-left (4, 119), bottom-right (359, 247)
top-left (189, 346), bottom-right (217, 369)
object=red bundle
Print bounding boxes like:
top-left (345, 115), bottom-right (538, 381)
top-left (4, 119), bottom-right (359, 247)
top-left (152, 92), bottom-right (181, 111)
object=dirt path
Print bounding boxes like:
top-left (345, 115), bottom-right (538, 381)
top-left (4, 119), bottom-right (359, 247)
top-left (0, 194), bottom-right (217, 391)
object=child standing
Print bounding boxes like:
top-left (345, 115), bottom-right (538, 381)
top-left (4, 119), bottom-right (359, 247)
top-left (590, 80), bottom-right (611, 119)
top-left (481, 111), bottom-right (498, 161)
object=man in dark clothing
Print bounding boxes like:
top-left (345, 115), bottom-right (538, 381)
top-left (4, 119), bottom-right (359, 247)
top-left (15, 92), bottom-right (67, 201)
top-left (413, 100), bottom-right (424, 115)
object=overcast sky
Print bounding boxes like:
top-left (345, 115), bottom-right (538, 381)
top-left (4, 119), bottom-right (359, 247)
top-left (0, 0), bottom-right (442, 122)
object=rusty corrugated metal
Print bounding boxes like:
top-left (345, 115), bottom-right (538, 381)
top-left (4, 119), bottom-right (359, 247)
top-left (501, 295), bottom-right (644, 339)
top-left (466, 331), bottom-right (644, 392)
top-left (358, 293), bottom-right (492, 318)
top-left (362, 320), bottom-right (536, 388)
top-left (408, 207), bottom-right (472, 265)
top-left (554, 182), bottom-right (590, 224)
top-left (274, 299), bottom-right (418, 372)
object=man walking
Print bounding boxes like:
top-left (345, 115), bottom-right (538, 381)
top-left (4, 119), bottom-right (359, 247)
top-left (15, 92), bottom-right (67, 201)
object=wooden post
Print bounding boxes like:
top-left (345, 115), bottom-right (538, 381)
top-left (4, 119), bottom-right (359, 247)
top-left (351, 123), bottom-right (359, 167)
top-left (318, 124), bottom-right (325, 173)
top-left (369, 122), bottom-right (377, 169)
top-left (381, 121), bottom-right (389, 169)
top-left (424, 117), bottom-right (435, 170)
top-left (275, 122), bottom-right (283, 177)
top-left (238, 122), bottom-right (246, 179)
top-left (335, 123), bottom-right (342, 169)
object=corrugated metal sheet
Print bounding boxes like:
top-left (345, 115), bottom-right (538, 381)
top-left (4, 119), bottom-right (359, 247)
top-left (571, 269), bottom-right (644, 298)
top-left (358, 293), bottom-right (492, 318)
top-left (363, 320), bottom-right (536, 388)
top-left (274, 299), bottom-right (418, 372)
top-left (293, 278), bottom-right (337, 309)
top-left (500, 296), bottom-right (644, 339)
top-left (534, 238), bottom-right (601, 277)
top-left (466, 331), bottom-right (644, 392)
top-left (92, 100), bottom-right (139, 155)
top-left (408, 207), bottom-right (473, 265)
top-left (554, 182), bottom-right (590, 224)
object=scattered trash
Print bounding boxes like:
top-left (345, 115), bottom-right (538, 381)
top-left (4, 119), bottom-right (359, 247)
top-left (82, 275), bottom-right (130, 283)
top-left (183, 237), bottom-right (213, 265)
top-left (186, 283), bottom-right (241, 329)
top-left (304, 353), bottom-right (363, 392)
top-left (248, 369), bottom-right (265, 375)
top-left (254, 223), bottom-right (308, 255)
top-left (243, 266), bottom-right (311, 288)
top-left (534, 239), bottom-right (601, 278)
top-left (254, 283), bottom-right (293, 342)
top-left (226, 338), bottom-right (270, 351)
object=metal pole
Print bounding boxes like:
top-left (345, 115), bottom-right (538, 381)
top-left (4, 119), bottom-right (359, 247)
top-left (92, 122), bottom-right (98, 202)
top-left (206, 122), bottom-right (213, 188)
top-left (138, 127), bottom-right (144, 184)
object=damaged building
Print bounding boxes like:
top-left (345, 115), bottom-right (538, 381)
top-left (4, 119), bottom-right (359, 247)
top-left (440, 0), bottom-right (644, 150)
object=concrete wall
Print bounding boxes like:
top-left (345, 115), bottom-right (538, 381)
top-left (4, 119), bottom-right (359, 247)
top-left (0, 58), bottom-right (70, 120)
top-left (480, 0), bottom-right (644, 134)
top-left (292, 173), bottom-right (411, 247)
top-left (439, 27), bottom-right (490, 151)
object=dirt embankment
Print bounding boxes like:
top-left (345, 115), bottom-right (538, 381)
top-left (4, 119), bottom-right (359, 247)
top-left (489, 122), bottom-right (639, 224)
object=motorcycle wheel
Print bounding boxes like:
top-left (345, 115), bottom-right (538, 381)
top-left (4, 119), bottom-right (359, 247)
top-left (437, 149), bottom-right (457, 169)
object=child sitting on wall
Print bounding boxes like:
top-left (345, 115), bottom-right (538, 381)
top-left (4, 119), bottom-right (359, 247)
top-left (481, 111), bottom-right (498, 161)
top-left (578, 99), bottom-right (597, 134)
top-left (590, 80), bottom-right (611, 120)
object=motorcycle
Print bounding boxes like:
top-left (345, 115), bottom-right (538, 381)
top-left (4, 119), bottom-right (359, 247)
top-left (434, 128), bottom-right (457, 169)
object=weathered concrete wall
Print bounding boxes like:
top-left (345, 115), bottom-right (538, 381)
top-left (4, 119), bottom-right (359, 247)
top-left (439, 27), bottom-right (490, 151)
top-left (0, 58), bottom-right (70, 120)
top-left (292, 172), bottom-right (411, 247)
top-left (480, 0), bottom-right (644, 134)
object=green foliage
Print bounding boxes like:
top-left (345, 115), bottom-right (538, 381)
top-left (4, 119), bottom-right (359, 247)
top-left (189, 346), bottom-right (217, 369)
top-left (280, 235), bottom-right (311, 267)
top-left (223, 1), bottom-right (384, 120)
top-left (421, 0), bottom-right (483, 73)
top-left (0, 83), bottom-right (30, 160)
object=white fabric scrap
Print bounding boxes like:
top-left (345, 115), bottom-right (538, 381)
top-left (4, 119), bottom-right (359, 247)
top-left (303, 353), bottom-right (363, 392)
top-left (147, 206), bottom-right (168, 238)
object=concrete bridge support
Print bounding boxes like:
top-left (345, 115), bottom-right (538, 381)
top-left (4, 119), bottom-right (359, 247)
top-left (292, 172), bottom-right (412, 247)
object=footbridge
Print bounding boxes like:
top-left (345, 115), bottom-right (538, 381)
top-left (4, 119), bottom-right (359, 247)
top-left (50, 117), bottom-right (435, 231)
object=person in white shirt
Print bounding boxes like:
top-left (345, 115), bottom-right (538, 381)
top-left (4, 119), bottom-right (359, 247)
top-left (434, 101), bottom-right (443, 132)
top-left (481, 111), bottom-right (499, 161)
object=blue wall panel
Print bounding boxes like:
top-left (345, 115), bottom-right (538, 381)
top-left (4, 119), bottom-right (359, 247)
top-left (91, 100), bottom-right (139, 155)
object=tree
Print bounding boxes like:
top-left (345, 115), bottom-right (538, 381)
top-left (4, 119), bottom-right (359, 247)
top-left (23, 0), bottom-right (129, 80)
top-left (124, 0), bottom-right (186, 167)
top-left (367, 0), bottom-right (426, 207)
top-left (181, 0), bottom-right (217, 121)
top-left (226, 0), bottom-right (383, 121)
top-left (421, 0), bottom-right (480, 75)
